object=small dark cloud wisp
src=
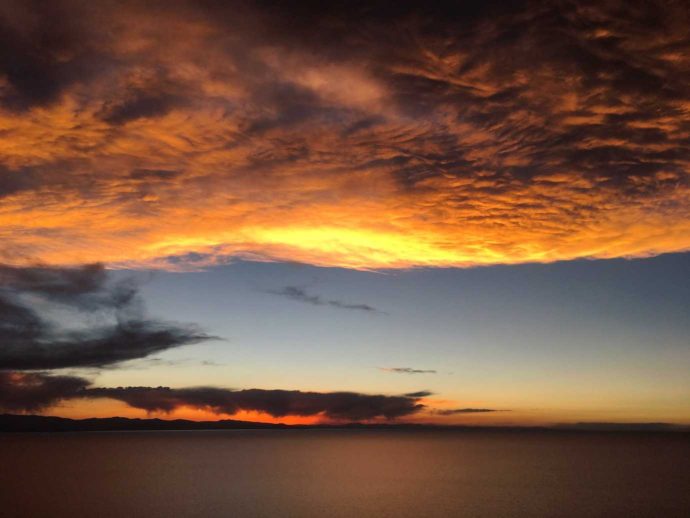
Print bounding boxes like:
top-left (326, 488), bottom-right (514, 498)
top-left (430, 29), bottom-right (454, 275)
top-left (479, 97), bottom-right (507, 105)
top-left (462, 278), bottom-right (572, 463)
top-left (380, 367), bottom-right (437, 374)
top-left (267, 286), bottom-right (383, 313)
top-left (404, 391), bottom-right (433, 398)
top-left (433, 408), bottom-right (503, 415)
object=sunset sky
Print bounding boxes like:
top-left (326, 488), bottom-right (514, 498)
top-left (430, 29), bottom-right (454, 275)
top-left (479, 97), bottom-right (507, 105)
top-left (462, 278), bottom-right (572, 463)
top-left (1, 0), bottom-right (689, 426)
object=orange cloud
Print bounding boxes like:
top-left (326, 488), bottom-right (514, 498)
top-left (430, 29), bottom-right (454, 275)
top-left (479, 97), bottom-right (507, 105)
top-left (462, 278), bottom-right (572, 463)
top-left (0, 1), bottom-right (688, 270)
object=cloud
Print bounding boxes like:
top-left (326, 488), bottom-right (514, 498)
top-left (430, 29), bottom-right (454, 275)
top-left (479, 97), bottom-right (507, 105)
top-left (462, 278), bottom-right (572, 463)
top-left (433, 408), bottom-right (503, 415)
top-left (0, 0), bottom-right (688, 270)
top-left (0, 371), bottom-right (90, 412)
top-left (0, 371), bottom-right (496, 423)
top-left (403, 391), bottom-right (433, 398)
top-left (0, 1), bottom-right (105, 111)
top-left (267, 286), bottom-right (381, 312)
top-left (100, 91), bottom-right (184, 126)
top-left (0, 371), bottom-right (427, 421)
top-left (0, 264), bottom-right (213, 370)
top-left (83, 386), bottom-right (425, 421)
top-left (380, 367), bottom-right (437, 374)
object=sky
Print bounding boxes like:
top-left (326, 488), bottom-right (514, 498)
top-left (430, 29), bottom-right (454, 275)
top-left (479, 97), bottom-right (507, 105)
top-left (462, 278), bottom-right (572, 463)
top-left (0, 0), bottom-right (689, 426)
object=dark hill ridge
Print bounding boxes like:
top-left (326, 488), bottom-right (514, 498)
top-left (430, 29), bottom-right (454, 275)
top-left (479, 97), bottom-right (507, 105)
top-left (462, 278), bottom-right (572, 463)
top-left (1, 414), bottom-right (688, 433)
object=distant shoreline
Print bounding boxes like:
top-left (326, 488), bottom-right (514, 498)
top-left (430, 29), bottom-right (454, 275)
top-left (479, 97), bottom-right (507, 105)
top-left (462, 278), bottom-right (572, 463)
top-left (2, 414), bottom-right (688, 434)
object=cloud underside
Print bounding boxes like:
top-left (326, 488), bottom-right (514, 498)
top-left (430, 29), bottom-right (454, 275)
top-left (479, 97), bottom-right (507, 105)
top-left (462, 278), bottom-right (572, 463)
top-left (0, 0), bottom-right (687, 270)
top-left (0, 372), bottom-right (426, 421)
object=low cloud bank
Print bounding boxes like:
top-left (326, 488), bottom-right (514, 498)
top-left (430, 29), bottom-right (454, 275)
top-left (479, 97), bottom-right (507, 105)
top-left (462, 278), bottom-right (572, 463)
top-left (0, 371), bottom-right (428, 421)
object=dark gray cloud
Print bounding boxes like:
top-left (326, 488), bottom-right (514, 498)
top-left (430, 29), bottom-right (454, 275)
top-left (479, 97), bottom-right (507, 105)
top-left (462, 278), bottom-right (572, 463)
top-left (0, 263), bottom-right (108, 300)
top-left (83, 386), bottom-right (425, 421)
top-left (0, 264), bottom-right (213, 370)
top-left (0, 371), bottom-right (427, 421)
top-left (0, 1), bottom-right (110, 111)
top-left (0, 371), bottom-right (489, 423)
top-left (100, 91), bottom-right (184, 125)
top-left (0, 166), bottom-right (39, 199)
top-left (268, 286), bottom-right (382, 313)
top-left (0, 322), bottom-right (212, 371)
top-left (380, 367), bottom-right (437, 375)
top-left (0, 371), bottom-right (90, 412)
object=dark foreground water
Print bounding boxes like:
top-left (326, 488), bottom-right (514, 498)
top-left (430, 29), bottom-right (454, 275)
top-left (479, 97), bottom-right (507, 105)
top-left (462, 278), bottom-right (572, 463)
top-left (1, 430), bottom-right (689, 517)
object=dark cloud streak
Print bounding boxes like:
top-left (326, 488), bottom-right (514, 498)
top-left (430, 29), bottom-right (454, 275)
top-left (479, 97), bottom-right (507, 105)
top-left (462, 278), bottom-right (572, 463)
top-left (380, 367), bottom-right (437, 374)
top-left (434, 408), bottom-right (504, 415)
top-left (268, 286), bottom-right (382, 313)
top-left (404, 391), bottom-right (433, 398)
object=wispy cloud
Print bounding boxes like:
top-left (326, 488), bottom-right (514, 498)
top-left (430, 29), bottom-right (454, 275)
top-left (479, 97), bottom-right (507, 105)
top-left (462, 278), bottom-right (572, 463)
top-left (380, 367), bottom-right (437, 375)
top-left (404, 391), bottom-right (433, 398)
top-left (433, 408), bottom-right (504, 415)
top-left (267, 286), bottom-right (383, 313)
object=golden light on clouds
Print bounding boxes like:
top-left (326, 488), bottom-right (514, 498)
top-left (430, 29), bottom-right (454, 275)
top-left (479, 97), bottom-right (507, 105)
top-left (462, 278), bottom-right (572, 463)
top-left (0, 0), bottom-right (689, 270)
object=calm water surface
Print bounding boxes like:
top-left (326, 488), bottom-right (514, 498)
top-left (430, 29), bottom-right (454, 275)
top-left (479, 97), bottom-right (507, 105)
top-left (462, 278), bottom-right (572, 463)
top-left (1, 430), bottom-right (689, 517)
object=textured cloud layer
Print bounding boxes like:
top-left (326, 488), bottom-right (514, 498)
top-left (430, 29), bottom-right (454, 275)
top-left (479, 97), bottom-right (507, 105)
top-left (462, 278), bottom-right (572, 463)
top-left (1, 0), bottom-right (688, 269)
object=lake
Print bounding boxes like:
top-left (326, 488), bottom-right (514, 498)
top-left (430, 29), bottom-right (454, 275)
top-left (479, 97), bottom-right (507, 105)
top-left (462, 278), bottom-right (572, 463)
top-left (1, 430), bottom-right (689, 517)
